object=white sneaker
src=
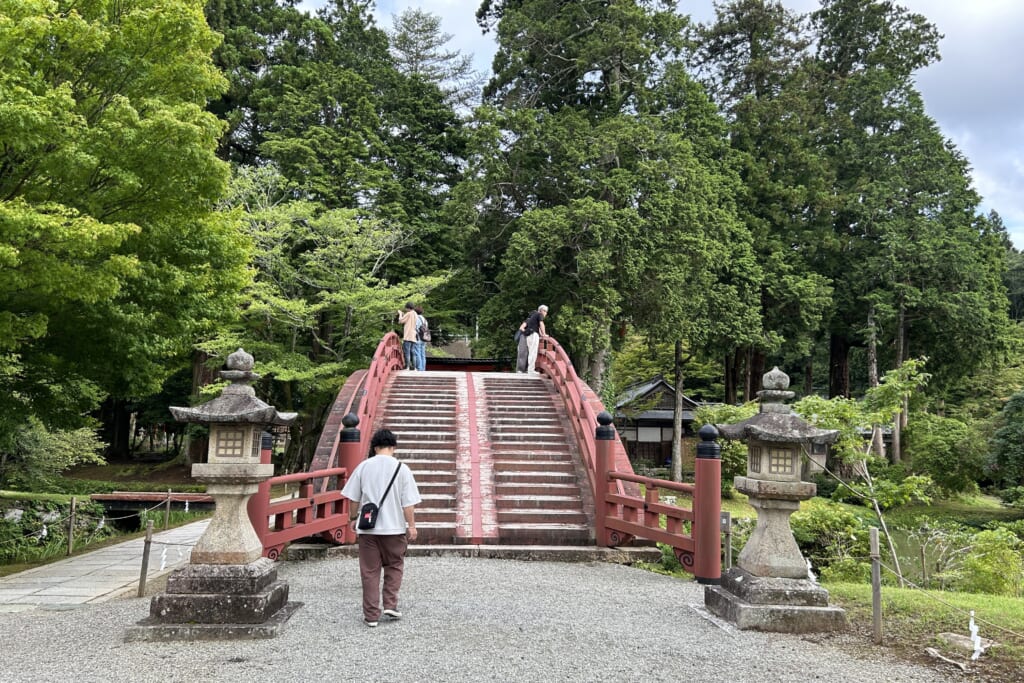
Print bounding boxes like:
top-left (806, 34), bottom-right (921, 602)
top-left (364, 619), bottom-right (378, 628)
top-left (382, 609), bottom-right (402, 619)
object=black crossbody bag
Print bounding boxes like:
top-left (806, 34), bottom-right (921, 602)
top-left (357, 463), bottom-right (402, 530)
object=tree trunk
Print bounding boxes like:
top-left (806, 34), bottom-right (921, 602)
top-left (749, 349), bottom-right (766, 397)
top-left (866, 307), bottom-right (886, 461)
top-left (99, 398), bottom-right (132, 460)
top-left (724, 353), bottom-right (737, 405)
top-left (590, 347), bottom-right (608, 394)
top-left (828, 334), bottom-right (851, 398)
top-left (743, 346), bottom-right (753, 401)
top-left (671, 340), bottom-right (684, 483)
top-left (187, 350), bottom-right (217, 466)
top-left (892, 303), bottom-right (906, 463)
top-left (804, 357), bottom-right (814, 397)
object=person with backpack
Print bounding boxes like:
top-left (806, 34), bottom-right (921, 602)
top-left (342, 429), bottom-right (422, 628)
top-left (414, 305), bottom-right (430, 371)
top-left (516, 305), bottom-right (548, 374)
top-left (397, 302), bottom-right (418, 370)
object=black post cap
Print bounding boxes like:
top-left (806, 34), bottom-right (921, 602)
top-left (340, 412), bottom-right (360, 442)
top-left (596, 410), bottom-right (615, 440)
top-left (696, 424), bottom-right (720, 459)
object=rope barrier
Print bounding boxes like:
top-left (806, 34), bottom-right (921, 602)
top-left (877, 560), bottom-right (1024, 641)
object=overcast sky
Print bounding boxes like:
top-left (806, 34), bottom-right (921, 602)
top-left (307, 1), bottom-right (1024, 247)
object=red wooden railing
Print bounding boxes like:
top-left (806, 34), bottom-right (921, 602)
top-left (257, 467), bottom-right (349, 560)
top-left (537, 336), bottom-right (721, 584)
top-left (249, 333), bottom-right (404, 558)
top-left (534, 337), bottom-right (637, 511)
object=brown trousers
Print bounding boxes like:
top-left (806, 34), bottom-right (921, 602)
top-left (358, 533), bottom-right (408, 621)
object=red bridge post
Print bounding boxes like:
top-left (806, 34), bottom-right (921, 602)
top-left (338, 413), bottom-right (362, 544)
top-left (693, 424), bottom-right (722, 584)
top-left (247, 432), bottom-right (273, 546)
top-left (595, 411), bottom-right (616, 546)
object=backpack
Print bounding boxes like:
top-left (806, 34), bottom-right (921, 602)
top-left (417, 315), bottom-right (432, 342)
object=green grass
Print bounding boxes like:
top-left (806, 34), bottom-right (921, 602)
top-left (0, 490), bottom-right (75, 504)
top-left (884, 494), bottom-right (1024, 528)
top-left (827, 582), bottom-right (1024, 680)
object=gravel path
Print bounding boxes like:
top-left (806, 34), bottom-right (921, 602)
top-left (1, 556), bottom-right (955, 683)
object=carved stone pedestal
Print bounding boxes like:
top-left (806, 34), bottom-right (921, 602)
top-left (704, 567), bottom-right (847, 633)
top-left (124, 558), bottom-right (301, 641)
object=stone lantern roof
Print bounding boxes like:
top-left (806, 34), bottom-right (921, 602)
top-left (716, 367), bottom-right (838, 446)
top-left (170, 348), bottom-right (297, 426)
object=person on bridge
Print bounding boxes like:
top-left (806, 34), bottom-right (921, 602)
top-left (516, 305), bottom-right (548, 374)
top-left (414, 304), bottom-right (428, 372)
top-left (398, 302), bottom-right (419, 370)
top-left (342, 428), bottom-right (422, 628)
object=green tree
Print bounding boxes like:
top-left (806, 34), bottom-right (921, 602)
top-left (903, 412), bottom-right (985, 495)
top-left (990, 390), bottom-right (1024, 488)
top-left (0, 0), bottom-right (249, 456)
top-left (694, 0), bottom-right (833, 401)
top-left (208, 166), bottom-right (447, 470)
top-left (388, 7), bottom-right (482, 109)
top-left (809, 0), bottom-right (1009, 406)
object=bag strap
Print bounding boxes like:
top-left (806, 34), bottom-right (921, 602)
top-left (378, 462), bottom-right (403, 506)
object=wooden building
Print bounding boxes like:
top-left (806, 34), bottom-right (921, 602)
top-left (614, 376), bottom-right (702, 473)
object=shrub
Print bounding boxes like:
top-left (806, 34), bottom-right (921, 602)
top-left (904, 413), bottom-right (984, 494)
top-left (0, 418), bottom-right (105, 491)
top-left (820, 557), bottom-right (871, 583)
top-left (955, 527), bottom-right (1023, 596)
top-left (791, 498), bottom-right (870, 572)
top-left (997, 486), bottom-right (1024, 508)
top-left (989, 390), bottom-right (1024, 487)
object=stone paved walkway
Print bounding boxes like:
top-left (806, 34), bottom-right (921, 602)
top-left (0, 519), bottom-right (208, 612)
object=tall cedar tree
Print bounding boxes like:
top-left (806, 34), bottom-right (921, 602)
top-left (468, 1), bottom-right (761, 480)
top-left (695, 0), bottom-right (833, 402)
top-left (809, 0), bottom-right (1011, 405)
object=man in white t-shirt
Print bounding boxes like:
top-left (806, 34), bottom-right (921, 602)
top-left (342, 429), bottom-right (422, 627)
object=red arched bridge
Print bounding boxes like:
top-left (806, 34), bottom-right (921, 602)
top-left (247, 333), bottom-right (722, 584)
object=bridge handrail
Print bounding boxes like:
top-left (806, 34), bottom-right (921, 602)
top-left (350, 331), bottom-right (405, 458)
top-left (268, 466), bottom-right (349, 486)
top-left (310, 332), bottom-right (403, 477)
top-left (535, 336), bottom-right (634, 503)
top-left (609, 471), bottom-right (696, 494)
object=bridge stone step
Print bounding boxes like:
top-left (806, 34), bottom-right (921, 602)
top-left (488, 431), bottom-right (567, 442)
top-left (495, 471), bottom-right (578, 484)
top-left (489, 446), bottom-right (573, 459)
top-left (495, 523), bottom-right (593, 546)
top-left (408, 470), bottom-right (458, 483)
top-left (495, 483), bottom-right (581, 497)
top-left (414, 522), bottom-right (458, 544)
top-left (495, 495), bottom-right (583, 510)
top-left (390, 430), bottom-right (456, 443)
top-left (385, 416), bottom-right (457, 426)
top-left (418, 482), bottom-right (457, 496)
top-left (497, 509), bottom-right (588, 525)
top-left (492, 459), bottom-right (576, 473)
top-left (417, 509), bottom-right (457, 524)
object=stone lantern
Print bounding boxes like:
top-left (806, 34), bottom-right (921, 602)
top-left (126, 349), bottom-right (301, 641)
top-left (704, 366), bottom-right (847, 632)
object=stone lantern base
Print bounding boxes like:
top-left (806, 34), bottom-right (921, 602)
top-left (704, 567), bottom-right (847, 633)
top-left (124, 558), bottom-right (302, 642)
